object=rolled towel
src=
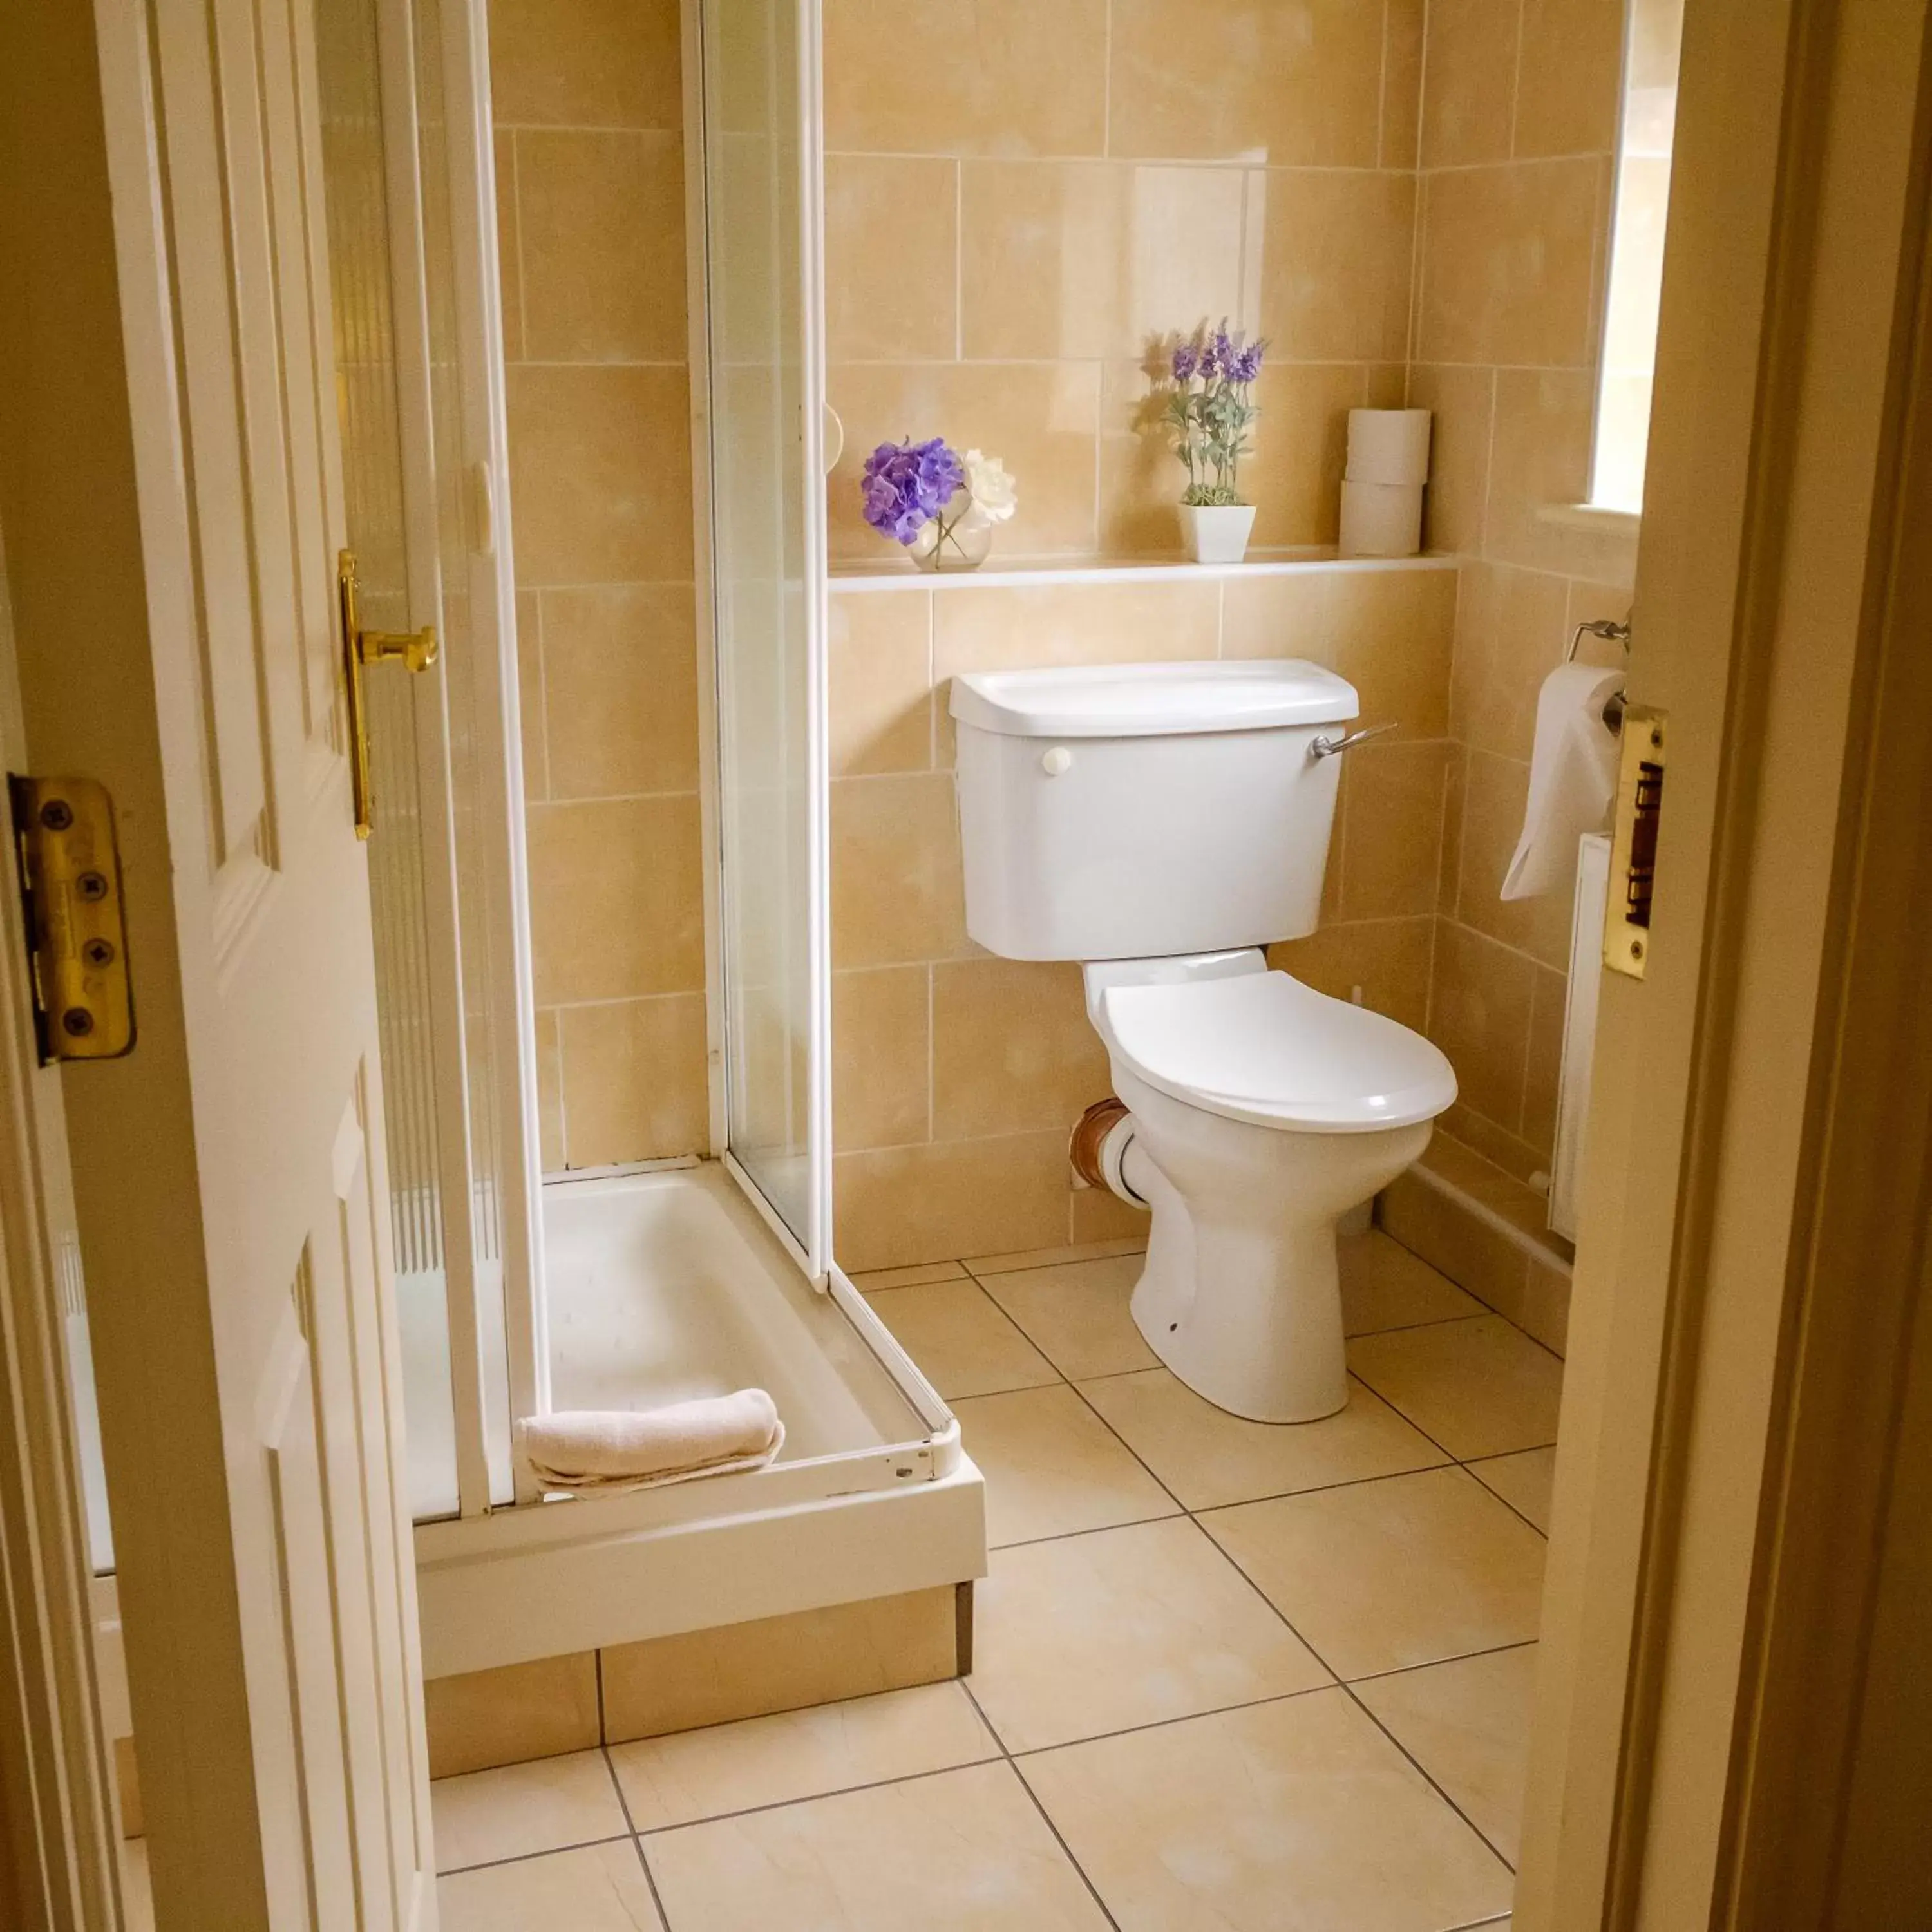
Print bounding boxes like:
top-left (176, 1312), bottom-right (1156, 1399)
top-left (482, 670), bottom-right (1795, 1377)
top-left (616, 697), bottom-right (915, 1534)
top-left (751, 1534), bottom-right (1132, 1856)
top-left (519, 1389), bottom-right (784, 1497)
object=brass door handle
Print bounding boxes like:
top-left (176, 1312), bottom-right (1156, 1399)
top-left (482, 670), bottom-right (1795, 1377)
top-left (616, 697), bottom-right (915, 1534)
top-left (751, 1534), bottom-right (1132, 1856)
top-left (337, 549), bottom-right (439, 838)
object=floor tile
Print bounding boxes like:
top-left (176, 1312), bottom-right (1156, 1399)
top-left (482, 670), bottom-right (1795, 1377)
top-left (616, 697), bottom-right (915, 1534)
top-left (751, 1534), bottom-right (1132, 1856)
top-left (1349, 1314), bottom-right (1564, 1459)
top-left (643, 1759), bottom-right (1110, 1930)
top-left (439, 1840), bottom-right (664, 1931)
top-left (1202, 1466), bottom-right (1547, 1680)
top-left (848, 1260), bottom-right (969, 1291)
top-left (609, 1682), bottom-right (996, 1832)
top-left (955, 1383), bottom-right (1179, 1546)
top-left (433, 1747), bottom-right (629, 1874)
top-left (1355, 1644), bottom-right (1540, 1866)
top-left (1470, 1446), bottom-right (1557, 1533)
top-left (1022, 1687), bottom-right (1514, 1932)
top-left (976, 1255), bottom-right (1159, 1379)
top-left (969, 1515), bottom-right (1330, 1752)
top-left (964, 1236), bottom-right (1146, 1274)
top-left (1079, 1367), bottom-right (1450, 1511)
top-left (860, 1278), bottom-right (1057, 1399)
top-left (1342, 1229), bottom-right (1488, 1334)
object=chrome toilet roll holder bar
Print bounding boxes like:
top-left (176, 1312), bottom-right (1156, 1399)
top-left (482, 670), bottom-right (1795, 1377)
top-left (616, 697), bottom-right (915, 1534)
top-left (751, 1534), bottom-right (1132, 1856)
top-left (1570, 617), bottom-right (1633, 732)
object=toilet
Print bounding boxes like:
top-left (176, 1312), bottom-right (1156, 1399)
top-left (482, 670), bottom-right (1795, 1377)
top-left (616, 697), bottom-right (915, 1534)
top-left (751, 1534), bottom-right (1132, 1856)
top-left (951, 659), bottom-right (1456, 1423)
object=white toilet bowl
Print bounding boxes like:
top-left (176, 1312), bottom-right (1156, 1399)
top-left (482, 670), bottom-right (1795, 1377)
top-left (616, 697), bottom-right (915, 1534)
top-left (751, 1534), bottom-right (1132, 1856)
top-left (1087, 953), bottom-right (1456, 1422)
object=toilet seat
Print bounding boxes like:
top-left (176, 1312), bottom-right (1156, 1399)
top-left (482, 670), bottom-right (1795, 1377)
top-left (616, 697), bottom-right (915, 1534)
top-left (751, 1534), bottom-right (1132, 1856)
top-left (1098, 970), bottom-right (1457, 1133)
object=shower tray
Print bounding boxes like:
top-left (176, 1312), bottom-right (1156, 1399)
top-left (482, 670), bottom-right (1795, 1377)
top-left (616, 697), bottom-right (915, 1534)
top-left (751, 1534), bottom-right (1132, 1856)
top-left (410, 1162), bottom-right (985, 1680)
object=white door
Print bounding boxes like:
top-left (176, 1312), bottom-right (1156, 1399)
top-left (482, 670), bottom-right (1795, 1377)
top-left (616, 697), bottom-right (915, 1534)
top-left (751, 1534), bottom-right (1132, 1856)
top-left (0, 1), bottom-right (435, 1926)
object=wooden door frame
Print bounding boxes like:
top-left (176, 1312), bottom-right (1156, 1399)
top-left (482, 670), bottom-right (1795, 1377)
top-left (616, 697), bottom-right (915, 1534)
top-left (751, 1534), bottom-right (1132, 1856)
top-left (1519, 0), bottom-right (1932, 1924)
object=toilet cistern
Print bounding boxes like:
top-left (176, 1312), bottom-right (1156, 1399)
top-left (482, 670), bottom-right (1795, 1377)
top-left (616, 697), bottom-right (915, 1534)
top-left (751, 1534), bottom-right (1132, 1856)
top-left (950, 659), bottom-right (1456, 1422)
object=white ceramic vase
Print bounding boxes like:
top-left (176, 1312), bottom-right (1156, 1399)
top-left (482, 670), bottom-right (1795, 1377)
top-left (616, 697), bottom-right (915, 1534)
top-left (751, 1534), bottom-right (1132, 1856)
top-left (1179, 503), bottom-right (1256, 564)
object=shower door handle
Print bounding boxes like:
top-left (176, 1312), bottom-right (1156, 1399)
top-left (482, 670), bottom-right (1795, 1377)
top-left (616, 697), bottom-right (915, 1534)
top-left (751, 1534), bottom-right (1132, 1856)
top-left (337, 548), bottom-right (439, 840)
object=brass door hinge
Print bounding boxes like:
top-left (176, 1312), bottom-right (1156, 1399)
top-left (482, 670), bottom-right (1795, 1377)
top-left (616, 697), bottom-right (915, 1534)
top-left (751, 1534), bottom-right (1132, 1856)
top-left (1604, 705), bottom-right (1667, 980)
top-left (8, 775), bottom-right (134, 1063)
top-left (337, 549), bottom-right (439, 839)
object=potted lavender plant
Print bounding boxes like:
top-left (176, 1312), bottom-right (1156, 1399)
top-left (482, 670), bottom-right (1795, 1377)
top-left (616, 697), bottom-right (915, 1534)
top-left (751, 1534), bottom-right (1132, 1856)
top-left (860, 437), bottom-right (1017, 573)
top-left (1162, 322), bottom-right (1265, 564)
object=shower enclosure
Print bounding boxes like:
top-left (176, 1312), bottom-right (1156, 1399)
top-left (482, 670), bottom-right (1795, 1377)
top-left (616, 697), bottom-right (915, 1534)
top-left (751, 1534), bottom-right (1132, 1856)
top-left (348, 0), bottom-right (980, 1681)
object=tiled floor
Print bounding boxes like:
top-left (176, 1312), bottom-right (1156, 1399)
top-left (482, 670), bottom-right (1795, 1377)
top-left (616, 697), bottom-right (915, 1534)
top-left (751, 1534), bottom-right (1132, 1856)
top-left (431, 1229), bottom-right (1553, 1930)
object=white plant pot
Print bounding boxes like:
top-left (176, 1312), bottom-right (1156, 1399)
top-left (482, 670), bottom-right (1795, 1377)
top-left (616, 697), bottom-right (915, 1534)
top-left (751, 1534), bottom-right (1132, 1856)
top-left (1179, 503), bottom-right (1257, 565)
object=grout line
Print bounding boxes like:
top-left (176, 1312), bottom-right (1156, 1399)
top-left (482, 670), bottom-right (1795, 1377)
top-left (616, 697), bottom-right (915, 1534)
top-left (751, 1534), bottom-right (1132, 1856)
top-left (439, 1830), bottom-right (634, 1879)
top-left (957, 1678), bottom-right (1125, 1931)
top-left (598, 1743), bottom-right (676, 1927)
top-left (1341, 1636), bottom-right (1540, 1690)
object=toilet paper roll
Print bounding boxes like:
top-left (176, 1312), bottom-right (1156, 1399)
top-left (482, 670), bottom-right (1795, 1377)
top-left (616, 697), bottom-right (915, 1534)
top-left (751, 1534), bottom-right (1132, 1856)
top-left (1338, 478), bottom-right (1423, 558)
top-left (1501, 665), bottom-right (1626, 900)
top-left (1346, 408), bottom-right (1432, 486)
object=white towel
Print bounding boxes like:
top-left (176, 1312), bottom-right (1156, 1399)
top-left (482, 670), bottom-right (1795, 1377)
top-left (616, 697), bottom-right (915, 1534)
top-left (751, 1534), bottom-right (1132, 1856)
top-left (1502, 665), bottom-right (1625, 900)
top-left (519, 1390), bottom-right (784, 1497)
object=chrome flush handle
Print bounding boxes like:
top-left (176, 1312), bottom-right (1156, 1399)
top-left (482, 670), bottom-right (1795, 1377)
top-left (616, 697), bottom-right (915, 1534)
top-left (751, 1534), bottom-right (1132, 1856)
top-left (1309, 721), bottom-right (1398, 759)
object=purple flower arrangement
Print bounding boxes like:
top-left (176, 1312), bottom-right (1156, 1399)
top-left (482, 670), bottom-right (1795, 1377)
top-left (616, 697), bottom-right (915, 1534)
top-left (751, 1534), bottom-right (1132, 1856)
top-left (860, 437), bottom-right (1017, 570)
top-left (1161, 320), bottom-right (1266, 506)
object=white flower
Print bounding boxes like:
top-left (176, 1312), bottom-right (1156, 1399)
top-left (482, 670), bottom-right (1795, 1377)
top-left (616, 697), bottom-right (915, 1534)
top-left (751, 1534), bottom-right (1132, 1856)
top-left (962, 449), bottom-right (1018, 523)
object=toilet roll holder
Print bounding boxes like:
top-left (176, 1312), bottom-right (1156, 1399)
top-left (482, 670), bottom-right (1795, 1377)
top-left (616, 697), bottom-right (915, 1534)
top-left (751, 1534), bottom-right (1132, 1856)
top-left (1570, 618), bottom-right (1633, 732)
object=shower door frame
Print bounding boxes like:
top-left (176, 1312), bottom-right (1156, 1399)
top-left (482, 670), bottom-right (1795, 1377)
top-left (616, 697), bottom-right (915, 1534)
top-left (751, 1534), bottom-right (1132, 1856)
top-left (688, 0), bottom-right (837, 1285)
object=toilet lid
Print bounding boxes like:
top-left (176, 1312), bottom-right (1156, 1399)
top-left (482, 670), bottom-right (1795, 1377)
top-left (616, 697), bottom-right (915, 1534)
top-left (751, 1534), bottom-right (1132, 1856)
top-left (1099, 971), bottom-right (1457, 1133)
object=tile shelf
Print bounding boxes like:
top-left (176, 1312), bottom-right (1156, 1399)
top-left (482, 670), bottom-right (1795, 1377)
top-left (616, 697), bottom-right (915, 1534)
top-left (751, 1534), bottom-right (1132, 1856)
top-left (828, 551), bottom-right (1459, 593)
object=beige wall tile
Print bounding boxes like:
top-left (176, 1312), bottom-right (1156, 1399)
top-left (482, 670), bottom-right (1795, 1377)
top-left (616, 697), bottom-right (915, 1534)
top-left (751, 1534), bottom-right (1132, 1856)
top-left (1378, 1170), bottom-right (1532, 1313)
top-left (825, 155), bottom-right (960, 362)
top-left (1268, 914), bottom-right (1434, 1035)
top-left (516, 589), bottom-right (547, 798)
top-left (601, 1587), bottom-right (959, 1743)
top-left (557, 994), bottom-right (708, 1166)
top-left (488, 0), bottom-right (682, 130)
top-left (961, 161), bottom-right (1256, 363)
top-left (1069, 1183), bottom-right (1153, 1245)
top-left (932, 958), bottom-right (1110, 1139)
top-left (827, 361), bottom-right (1101, 560)
top-left (1406, 365), bottom-right (1494, 555)
top-left (1220, 571), bottom-right (1338, 663)
top-left (824, 0), bottom-right (1107, 155)
top-left (830, 772), bottom-right (966, 968)
top-left (515, 131), bottom-right (685, 363)
top-left (1381, 0), bottom-right (1427, 169)
top-left (424, 1651), bottom-right (601, 1779)
top-left (1450, 560), bottom-right (1570, 760)
top-left (835, 1132), bottom-right (1071, 1271)
top-left (1522, 963), bottom-right (1569, 1157)
top-left (1515, 0), bottom-right (1626, 158)
top-left (1427, 919), bottom-right (1537, 1132)
top-left (1454, 750), bottom-right (1576, 969)
top-left (506, 365), bottom-right (694, 584)
top-left (527, 794), bottom-right (705, 1003)
top-left (933, 578), bottom-right (1219, 678)
top-left (1243, 361), bottom-right (1367, 549)
top-left (1258, 170), bottom-right (1416, 363)
top-left (541, 584), bottom-right (699, 797)
top-left (1340, 738), bottom-right (1452, 921)
top-left (1419, 0), bottom-right (1520, 167)
top-left (1483, 367), bottom-right (1638, 578)
top-left (1417, 161), bottom-right (1601, 369)
top-left (1522, 1254), bottom-right (1573, 1356)
top-left (833, 965), bottom-right (930, 1151)
top-left (1441, 1100), bottom-right (1548, 1188)
top-left (495, 132), bottom-right (522, 360)
top-left (1330, 565), bottom-right (1457, 738)
top-left (535, 1008), bottom-right (565, 1170)
top-left (1109, 0), bottom-right (1384, 165)
top-left (829, 591), bottom-right (933, 775)
top-left (1097, 355), bottom-right (1191, 556)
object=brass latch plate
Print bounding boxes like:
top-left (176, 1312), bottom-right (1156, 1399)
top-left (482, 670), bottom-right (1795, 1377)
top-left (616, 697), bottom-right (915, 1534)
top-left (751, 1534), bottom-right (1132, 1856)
top-left (8, 775), bottom-right (135, 1062)
top-left (1604, 705), bottom-right (1666, 980)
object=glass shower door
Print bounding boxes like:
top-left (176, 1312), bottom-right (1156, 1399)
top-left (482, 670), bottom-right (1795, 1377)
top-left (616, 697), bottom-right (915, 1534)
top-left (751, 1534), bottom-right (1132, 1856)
top-left (701, 0), bottom-right (833, 1272)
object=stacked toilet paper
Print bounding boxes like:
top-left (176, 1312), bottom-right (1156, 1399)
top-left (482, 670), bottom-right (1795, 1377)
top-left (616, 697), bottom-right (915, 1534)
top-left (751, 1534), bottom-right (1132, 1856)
top-left (1339, 409), bottom-right (1430, 557)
